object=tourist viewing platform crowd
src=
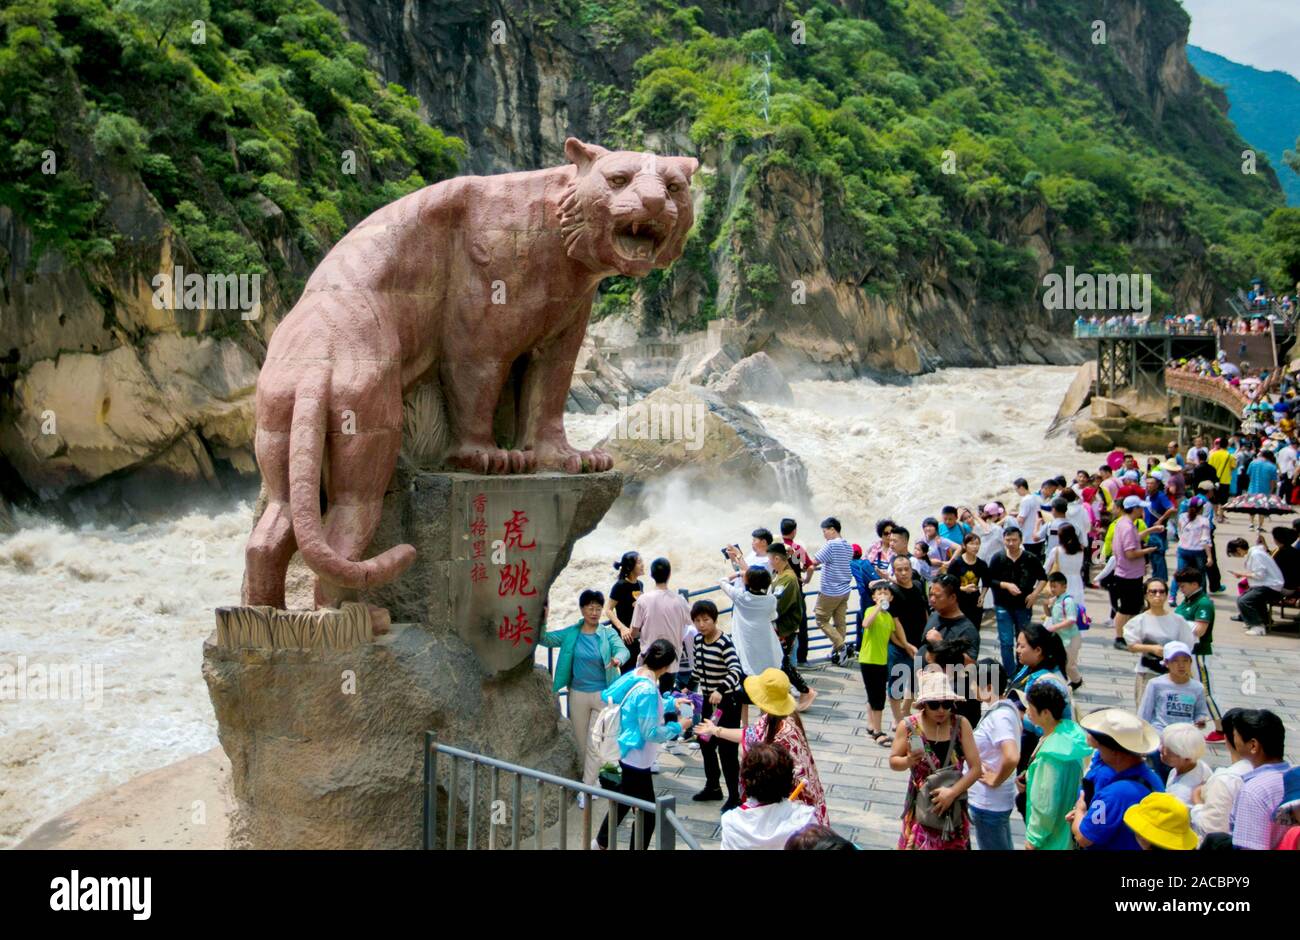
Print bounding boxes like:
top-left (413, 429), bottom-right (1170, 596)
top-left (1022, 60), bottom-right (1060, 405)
top-left (541, 438), bottom-right (1300, 851)
top-left (1075, 311), bottom-right (1293, 337)
top-left (1167, 353), bottom-right (1274, 408)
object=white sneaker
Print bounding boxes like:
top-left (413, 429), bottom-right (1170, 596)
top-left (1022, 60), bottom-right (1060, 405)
top-left (1246, 626), bottom-right (1266, 636)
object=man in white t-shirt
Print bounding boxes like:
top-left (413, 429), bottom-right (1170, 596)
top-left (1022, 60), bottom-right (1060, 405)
top-left (1226, 537), bottom-right (1285, 637)
top-left (1014, 477), bottom-right (1045, 561)
top-left (1276, 438), bottom-right (1298, 501)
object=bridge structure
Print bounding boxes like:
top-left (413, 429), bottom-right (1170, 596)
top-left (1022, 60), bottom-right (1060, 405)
top-left (1074, 317), bottom-right (1291, 444)
top-left (1074, 322), bottom-right (1218, 423)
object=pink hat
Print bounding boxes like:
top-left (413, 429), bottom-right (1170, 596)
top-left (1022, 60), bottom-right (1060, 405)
top-left (983, 502), bottom-right (1004, 517)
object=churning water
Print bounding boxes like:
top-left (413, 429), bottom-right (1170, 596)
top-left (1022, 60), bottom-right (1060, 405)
top-left (0, 364), bottom-right (1088, 846)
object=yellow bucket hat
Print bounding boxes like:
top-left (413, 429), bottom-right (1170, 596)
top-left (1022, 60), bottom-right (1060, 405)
top-left (1123, 793), bottom-right (1198, 850)
top-left (742, 668), bottom-right (797, 717)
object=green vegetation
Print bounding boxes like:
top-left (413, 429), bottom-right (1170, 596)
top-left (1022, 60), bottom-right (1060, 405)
top-left (0, 0), bottom-right (463, 292)
top-left (591, 0), bottom-right (1287, 311)
top-left (1188, 45), bottom-right (1300, 207)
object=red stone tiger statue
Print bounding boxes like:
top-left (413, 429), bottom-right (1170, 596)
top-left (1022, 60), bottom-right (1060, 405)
top-left (244, 138), bottom-right (698, 607)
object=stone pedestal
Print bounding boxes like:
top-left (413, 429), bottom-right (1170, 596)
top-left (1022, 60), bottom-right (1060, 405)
top-left (360, 468), bottom-right (623, 673)
top-left (203, 469), bottom-right (622, 848)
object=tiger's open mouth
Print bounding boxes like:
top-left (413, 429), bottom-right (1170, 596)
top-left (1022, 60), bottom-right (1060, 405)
top-left (613, 219), bottom-right (668, 262)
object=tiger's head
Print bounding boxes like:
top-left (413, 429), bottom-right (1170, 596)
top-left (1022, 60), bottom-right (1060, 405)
top-left (558, 137), bottom-right (698, 278)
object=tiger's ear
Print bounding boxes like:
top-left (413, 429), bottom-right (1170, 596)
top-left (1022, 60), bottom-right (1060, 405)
top-left (565, 137), bottom-right (609, 173)
top-left (675, 156), bottom-right (700, 179)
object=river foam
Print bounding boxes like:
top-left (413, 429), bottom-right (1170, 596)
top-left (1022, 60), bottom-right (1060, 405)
top-left (0, 364), bottom-right (1088, 846)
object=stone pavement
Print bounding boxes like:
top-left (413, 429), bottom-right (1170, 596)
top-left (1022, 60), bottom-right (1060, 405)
top-left (582, 511), bottom-right (1300, 850)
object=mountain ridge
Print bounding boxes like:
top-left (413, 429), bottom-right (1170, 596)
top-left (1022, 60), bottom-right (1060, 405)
top-left (1187, 44), bottom-right (1300, 206)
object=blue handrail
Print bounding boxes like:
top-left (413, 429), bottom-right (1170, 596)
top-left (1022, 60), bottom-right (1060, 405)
top-left (542, 582), bottom-right (860, 693)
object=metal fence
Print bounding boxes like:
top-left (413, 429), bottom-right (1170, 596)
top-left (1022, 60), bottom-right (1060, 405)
top-left (424, 578), bottom-right (864, 850)
top-left (543, 583), bottom-right (865, 690)
top-left (424, 736), bottom-right (700, 850)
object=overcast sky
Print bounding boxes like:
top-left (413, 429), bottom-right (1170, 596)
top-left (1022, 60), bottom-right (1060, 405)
top-left (1180, 0), bottom-right (1300, 79)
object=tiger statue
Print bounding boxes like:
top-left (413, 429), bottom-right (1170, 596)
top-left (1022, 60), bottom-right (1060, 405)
top-left (244, 138), bottom-right (698, 608)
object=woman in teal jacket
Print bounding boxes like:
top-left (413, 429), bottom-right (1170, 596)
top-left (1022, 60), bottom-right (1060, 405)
top-left (539, 589), bottom-right (629, 787)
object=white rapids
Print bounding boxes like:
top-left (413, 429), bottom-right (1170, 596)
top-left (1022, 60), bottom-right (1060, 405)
top-left (0, 364), bottom-right (1090, 846)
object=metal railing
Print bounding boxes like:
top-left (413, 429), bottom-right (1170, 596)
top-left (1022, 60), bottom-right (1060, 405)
top-left (424, 736), bottom-right (701, 850)
top-left (1072, 321), bottom-right (1214, 338)
top-left (542, 582), bottom-right (867, 689)
top-left (429, 576), bottom-right (872, 850)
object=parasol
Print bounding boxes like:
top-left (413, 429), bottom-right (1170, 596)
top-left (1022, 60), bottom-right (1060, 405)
top-left (1106, 450), bottom-right (1125, 471)
top-left (1223, 493), bottom-right (1295, 516)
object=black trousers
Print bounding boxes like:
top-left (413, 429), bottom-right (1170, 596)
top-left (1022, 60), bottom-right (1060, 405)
top-left (596, 763), bottom-right (656, 849)
top-left (620, 639), bottom-right (640, 674)
top-left (1206, 538), bottom-right (1223, 593)
top-left (700, 691), bottom-right (742, 802)
top-left (796, 587), bottom-right (810, 664)
top-left (779, 634), bottom-right (809, 693)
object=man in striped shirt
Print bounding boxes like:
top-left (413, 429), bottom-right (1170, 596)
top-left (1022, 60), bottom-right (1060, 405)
top-left (1229, 709), bottom-right (1291, 849)
top-left (812, 516), bottom-right (854, 665)
top-left (690, 599), bottom-right (743, 809)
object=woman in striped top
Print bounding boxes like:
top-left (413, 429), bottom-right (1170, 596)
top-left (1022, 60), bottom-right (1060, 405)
top-left (690, 599), bottom-right (743, 810)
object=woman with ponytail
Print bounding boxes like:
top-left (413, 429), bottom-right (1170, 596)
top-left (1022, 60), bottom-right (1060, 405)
top-left (604, 551), bottom-right (644, 674)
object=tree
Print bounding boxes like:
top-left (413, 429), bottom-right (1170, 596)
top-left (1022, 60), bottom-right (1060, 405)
top-left (1262, 207), bottom-right (1300, 289)
top-left (116, 0), bottom-right (210, 50)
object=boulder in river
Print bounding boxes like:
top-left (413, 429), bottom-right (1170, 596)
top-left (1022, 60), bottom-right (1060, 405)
top-left (596, 384), bottom-right (808, 507)
top-left (708, 351), bottom-right (795, 406)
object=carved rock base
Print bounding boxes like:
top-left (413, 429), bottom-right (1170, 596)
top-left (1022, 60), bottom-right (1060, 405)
top-left (201, 622), bottom-right (576, 849)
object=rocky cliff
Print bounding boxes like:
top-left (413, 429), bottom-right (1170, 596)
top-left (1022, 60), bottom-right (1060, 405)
top-left (1, 0), bottom-right (1283, 509)
top-left (322, 0), bottom-right (1278, 378)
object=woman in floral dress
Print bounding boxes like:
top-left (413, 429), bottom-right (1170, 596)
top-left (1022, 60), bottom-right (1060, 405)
top-left (696, 667), bottom-right (828, 825)
top-left (889, 669), bottom-right (982, 850)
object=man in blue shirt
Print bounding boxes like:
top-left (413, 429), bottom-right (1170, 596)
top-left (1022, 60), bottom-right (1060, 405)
top-left (1070, 709), bottom-right (1164, 850)
top-left (1142, 475), bottom-right (1175, 582)
top-left (936, 505), bottom-right (970, 544)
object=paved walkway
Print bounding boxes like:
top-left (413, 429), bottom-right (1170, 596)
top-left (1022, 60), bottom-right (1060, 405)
top-left (592, 512), bottom-right (1300, 850)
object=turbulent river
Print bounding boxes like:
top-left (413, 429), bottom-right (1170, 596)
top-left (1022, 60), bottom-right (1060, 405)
top-left (0, 364), bottom-right (1091, 846)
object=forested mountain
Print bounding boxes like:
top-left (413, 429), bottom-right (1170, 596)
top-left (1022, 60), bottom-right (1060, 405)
top-left (1187, 45), bottom-right (1300, 206)
top-left (0, 0), bottom-right (1289, 506)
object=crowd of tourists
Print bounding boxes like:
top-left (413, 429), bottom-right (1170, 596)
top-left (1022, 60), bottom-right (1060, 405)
top-left (541, 451), bottom-right (1297, 851)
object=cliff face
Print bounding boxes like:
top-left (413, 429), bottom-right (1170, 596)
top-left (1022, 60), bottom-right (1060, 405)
top-left (0, 108), bottom-right (273, 509)
top-left (0, 0), bottom-right (1282, 508)
top-left (317, 0), bottom-right (786, 175)
top-left (321, 0), bottom-right (1275, 377)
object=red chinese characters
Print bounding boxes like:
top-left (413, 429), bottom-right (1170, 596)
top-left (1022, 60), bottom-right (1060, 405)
top-left (498, 557), bottom-right (537, 597)
top-left (469, 492), bottom-right (487, 576)
top-left (497, 509), bottom-right (538, 599)
top-left (498, 606), bottom-right (532, 647)
top-left (502, 509), bottom-right (537, 551)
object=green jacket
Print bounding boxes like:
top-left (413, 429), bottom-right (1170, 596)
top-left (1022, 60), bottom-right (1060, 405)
top-left (1024, 719), bottom-right (1091, 850)
top-left (771, 569), bottom-right (803, 638)
top-left (537, 622), bottom-right (629, 694)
